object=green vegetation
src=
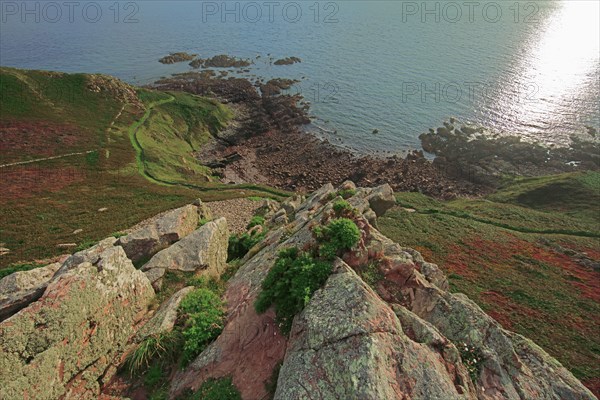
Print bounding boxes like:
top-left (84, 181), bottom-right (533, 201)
top-left (314, 218), bottom-right (362, 260)
top-left (332, 199), bottom-right (355, 217)
top-left (74, 239), bottom-right (97, 252)
top-left (255, 248), bottom-right (333, 334)
top-left (379, 172), bottom-right (600, 385)
top-left (124, 331), bottom-right (183, 376)
top-left (256, 218), bottom-right (361, 333)
top-left (247, 216), bottom-right (266, 230)
top-left (228, 231), bottom-right (266, 262)
top-left (228, 214), bottom-right (268, 262)
top-left (265, 362), bottom-right (282, 399)
top-left (133, 90), bottom-right (232, 185)
top-left (459, 343), bottom-right (484, 384)
top-left (179, 288), bottom-right (226, 365)
top-left (178, 377), bottom-right (241, 400)
top-left (125, 273), bottom-right (231, 397)
top-left (359, 261), bottom-right (384, 288)
top-left (0, 263), bottom-right (39, 280)
top-left (0, 67), bottom-right (289, 269)
top-left (337, 188), bottom-right (357, 199)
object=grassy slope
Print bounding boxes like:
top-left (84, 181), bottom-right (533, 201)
top-left (379, 171), bottom-right (600, 391)
top-left (0, 68), bottom-right (287, 268)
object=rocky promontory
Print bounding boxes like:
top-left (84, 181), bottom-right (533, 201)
top-left (0, 185), bottom-right (595, 399)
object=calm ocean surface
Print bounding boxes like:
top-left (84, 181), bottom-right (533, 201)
top-left (1, 0), bottom-right (598, 154)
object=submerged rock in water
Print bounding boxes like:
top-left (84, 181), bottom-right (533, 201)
top-left (273, 57), bottom-right (301, 65)
top-left (159, 52), bottom-right (197, 64)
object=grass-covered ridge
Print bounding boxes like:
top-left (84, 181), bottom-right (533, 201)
top-left (379, 172), bottom-right (600, 390)
top-left (134, 89), bottom-right (232, 185)
top-left (0, 67), bottom-right (288, 269)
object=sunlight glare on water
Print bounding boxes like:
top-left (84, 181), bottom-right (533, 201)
top-left (492, 0), bottom-right (600, 144)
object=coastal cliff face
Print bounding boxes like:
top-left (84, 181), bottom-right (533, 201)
top-left (0, 184), bottom-right (595, 400)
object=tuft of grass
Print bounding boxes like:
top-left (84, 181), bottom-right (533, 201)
top-left (124, 331), bottom-right (183, 376)
top-left (75, 239), bottom-right (97, 252)
top-left (359, 262), bottom-right (384, 288)
top-left (198, 218), bottom-right (211, 228)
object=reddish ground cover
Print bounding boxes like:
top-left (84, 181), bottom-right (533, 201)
top-left (0, 121), bottom-right (89, 164)
top-left (1, 166), bottom-right (85, 200)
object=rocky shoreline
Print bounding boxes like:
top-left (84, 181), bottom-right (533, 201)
top-left (152, 69), bottom-right (599, 199)
top-left (152, 72), bottom-right (485, 199)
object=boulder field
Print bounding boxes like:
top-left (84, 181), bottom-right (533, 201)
top-left (0, 188), bottom-right (595, 400)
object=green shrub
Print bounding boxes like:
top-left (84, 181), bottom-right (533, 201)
top-left (246, 216), bottom-right (266, 229)
top-left (179, 288), bottom-right (226, 365)
top-left (314, 218), bottom-right (361, 260)
top-left (124, 331), bottom-right (183, 376)
top-left (186, 275), bottom-right (225, 296)
top-left (332, 199), bottom-right (355, 217)
top-left (255, 248), bottom-right (333, 334)
top-left (337, 188), bottom-right (356, 199)
top-left (228, 231), bottom-right (265, 261)
top-left (180, 377), bottom-right (241, 400)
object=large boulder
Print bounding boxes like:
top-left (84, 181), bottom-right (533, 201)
top-left (0, 262), bottom-right (61, 322)
top-left (118, 204), bottom-right (199, 263)
top-left (142, 218), bottom-right (229, 290)
top-left (366, 183), bottom-right (396, 216)
top-left (275, 260), bottom-right (475, 400)
top-left (0, 246), bottom-right (154, 400)
top-left (348, 201), bottom-right (596, 399)
top-left (55, 237), bottom-right (117, 277)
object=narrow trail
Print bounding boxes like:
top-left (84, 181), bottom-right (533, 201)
top-left (1, 103), bottom-right (127, 169)
top-left (128, 96), bottom-right (290, 199)
top-left (0, 150), bottom-right (97, 168)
